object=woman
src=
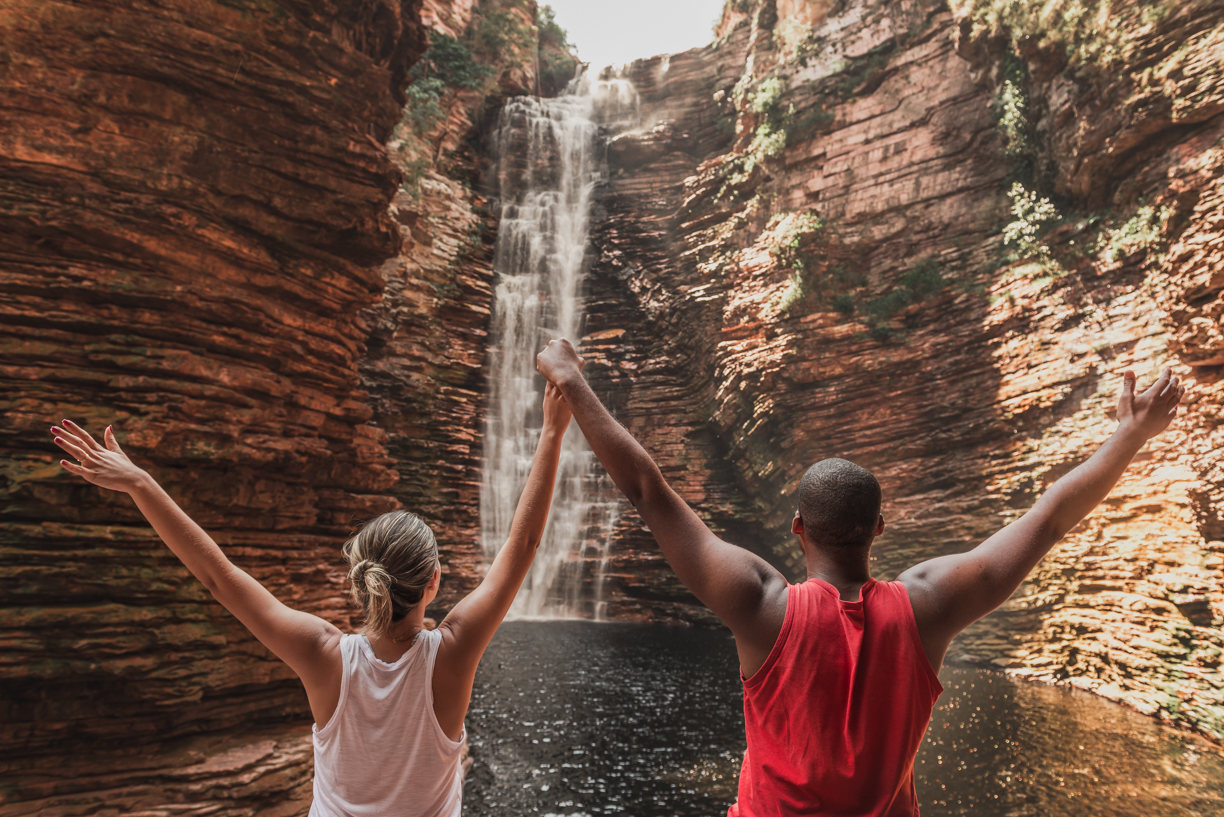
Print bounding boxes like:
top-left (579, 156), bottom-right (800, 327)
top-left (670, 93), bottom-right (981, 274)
top-left (51, 382), bottom-right (574, 816)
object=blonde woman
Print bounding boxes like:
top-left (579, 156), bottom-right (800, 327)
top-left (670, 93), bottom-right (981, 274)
top-left (50, 383), bottom-right (574, 817)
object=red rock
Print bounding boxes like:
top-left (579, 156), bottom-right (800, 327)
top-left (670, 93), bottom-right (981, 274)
top-left (576, 0), bottom-right (1224, 740)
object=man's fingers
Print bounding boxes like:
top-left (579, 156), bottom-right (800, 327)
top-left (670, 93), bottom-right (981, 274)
top-left (1121, 370), bottom-right (1136, 402)
top-left (53, 435), bottom-right (89, 462)
top-left (1144, 367), bottom-right (1171, 397)
top-left (1161, 374), bottom-right (1180, 398)
top-left (62, 419), bottom-right (103, 452)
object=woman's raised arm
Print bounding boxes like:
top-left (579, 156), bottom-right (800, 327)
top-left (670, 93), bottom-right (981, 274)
top-left (51, 421), bottom-right (342, 722)
top-left (431, 383), bottom-right (572, 734)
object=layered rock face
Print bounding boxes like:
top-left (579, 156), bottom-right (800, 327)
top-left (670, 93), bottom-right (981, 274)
top-left (0, 0), bottom-right (428, 810)
top-left (578, 0), bottom-right (1224, 738)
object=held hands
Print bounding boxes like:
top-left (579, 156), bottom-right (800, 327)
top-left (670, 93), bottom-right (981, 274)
top-left (51, 420), bottom-right (148, 493)
top-left (543, 382), bottom-right (573, 435)
top-left (1118, 368), bottom-right (1186, 441)
top-left (536, 338), bottom-right (584, 387)
top-left (538, 338), bottom-right (584, 436)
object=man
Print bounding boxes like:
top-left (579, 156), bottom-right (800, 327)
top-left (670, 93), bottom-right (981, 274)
top-left (535, 337), bottom-right (1185, 816)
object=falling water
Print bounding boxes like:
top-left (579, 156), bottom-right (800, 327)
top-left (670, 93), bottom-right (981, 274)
top-left (481, 71), bottom-right (638, 619)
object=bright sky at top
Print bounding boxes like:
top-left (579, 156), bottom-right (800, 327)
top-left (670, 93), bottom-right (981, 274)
top-left (543, 0), bottom-right (727, 71)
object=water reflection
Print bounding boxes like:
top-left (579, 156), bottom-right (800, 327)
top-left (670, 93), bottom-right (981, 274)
top-left (464, 622), bottom-right (1224, 816)
top-left (921, 668), bottom-right (1224, 815)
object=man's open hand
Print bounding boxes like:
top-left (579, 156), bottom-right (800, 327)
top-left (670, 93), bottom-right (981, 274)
top-left (536, 338), bottom-right (584, 386)
top-left (1119, 367), bottom-right (1186, 441)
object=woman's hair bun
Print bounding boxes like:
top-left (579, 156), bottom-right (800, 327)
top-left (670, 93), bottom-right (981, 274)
top-left (341, 512), bottom-right (439, 638)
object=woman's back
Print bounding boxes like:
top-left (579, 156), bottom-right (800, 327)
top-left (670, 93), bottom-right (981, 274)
top-left (50, 384), bottom-right (574, 816)
top-left (312, 630), bottom-right (464, 817)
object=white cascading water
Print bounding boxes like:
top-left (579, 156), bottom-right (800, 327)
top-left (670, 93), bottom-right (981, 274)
top-left (481, 71), bottom-right (638, 619)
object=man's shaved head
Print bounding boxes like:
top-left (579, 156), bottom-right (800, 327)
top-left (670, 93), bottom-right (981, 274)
top-left (797, 459), bottom-right (881, 549)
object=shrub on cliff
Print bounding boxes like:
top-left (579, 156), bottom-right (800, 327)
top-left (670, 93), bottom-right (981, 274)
top-left (1002, 182), bottom-right (1061, 264)
top-left (1098, 204), bottom-right (1166, 263)
top-left (537, 5), bottom-right (577, 95)
top-left (537, 5), bottom-right (568, 51)
top-left (857, 259), bottom-right (949, 342)
top-left (416, 33), bottom-right (495, 91)
top-left (470, 7), bottom-right (536, 66)
top-left (952, 0), bottom-right (1179, 71)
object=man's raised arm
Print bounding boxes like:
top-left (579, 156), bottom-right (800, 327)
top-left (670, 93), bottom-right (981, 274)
top-left (537, 339), bottom-right (787, 673)
top-left (900, 368), bottom-right (1186, 670)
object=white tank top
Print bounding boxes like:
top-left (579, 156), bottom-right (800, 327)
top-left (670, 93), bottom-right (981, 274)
top-left (310, 629), bottom-right (465, 817)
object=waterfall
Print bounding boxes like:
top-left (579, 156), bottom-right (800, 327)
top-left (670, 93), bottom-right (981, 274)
top-left (481, 71), bottom-right (638, 619)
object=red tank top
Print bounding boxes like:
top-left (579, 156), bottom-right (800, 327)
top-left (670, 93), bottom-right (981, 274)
top-left (729, 578), bottom-right (942, 817)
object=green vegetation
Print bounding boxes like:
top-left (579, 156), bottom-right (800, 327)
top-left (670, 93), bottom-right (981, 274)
top-left (393, 31), bottom-right (496, 196)
top-left (777, 270), bottom-right (805, 313)
top-left (396, 1), bottom-right (561, 197)
top-left (786, 102), bottom-right (834, 143)
top-left (1002, 182), bottom-right (1062, 264)
top-left (1098, 204), bottom-right (1166, 263)
top-left (404, 33), bottom-right (491, 130)
top-left (764, 216), bottom-right (949, 337)
top-left (743, 78), bottom-right (789, 173)
top-left (829, 45), bottom-right (895, 99)
top-left (952, 0), bottom-right (1180, 72)
top-left (537, 4), bottom-right (568, 49)
top-left (717, 77), bottom-right (801, 192)
top-left (815, 258), bottom-right (950, 343)
top-left (469, 7), bottom-right (535, 63)
top-left (537, 5), bottom-right (577, 92)
top-left (861, 259), bottom-right (948, 330)
top-left (992, 51), bottom-right (1033, 172)
top-left (769, 212), bottom-right (827, 314)
top-left (418, 33), bottom-right (496, 90)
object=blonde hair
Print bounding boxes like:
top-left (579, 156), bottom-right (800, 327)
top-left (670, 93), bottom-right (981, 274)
top-left (342, 511), bottom-right (440, 637)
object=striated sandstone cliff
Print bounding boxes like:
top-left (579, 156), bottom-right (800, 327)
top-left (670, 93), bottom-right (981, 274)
top-left (4, 2), bottom-right (1224, 815)
top-left (577, 0), bottom-right (1224, 739)
top-left (0, 0), bottom-right (575, 809)
top-left (0, 0), bottom-right (427, 811)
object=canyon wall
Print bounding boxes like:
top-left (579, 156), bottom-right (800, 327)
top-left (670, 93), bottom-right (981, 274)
top-left (3, 1), bottom-right (1224, 814)
top-left (577, 0), bottom-right (1224, 739)
top-left (0, 0), bottom-right (428, 811)
top-left (0, 0), bottom-right (571, 809)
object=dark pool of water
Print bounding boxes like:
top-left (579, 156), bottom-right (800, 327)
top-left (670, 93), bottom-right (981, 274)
top-left (463, 622), bottom-right (1224, 817)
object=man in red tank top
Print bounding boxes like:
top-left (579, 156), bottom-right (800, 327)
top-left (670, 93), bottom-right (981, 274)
top-left (537, 339), bottom-right (1185, 816)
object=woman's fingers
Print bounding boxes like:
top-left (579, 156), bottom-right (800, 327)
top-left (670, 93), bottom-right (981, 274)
top-left (53, 434), bottom-right (90, 462)
top-left (104, 425), bottom-right (123, 453)
top-left (59, 460), bottom-right (88, 477)
top-left (55, 420), bottom-right (95, 452)
top-left (62, 419), bottom-right (104, 452)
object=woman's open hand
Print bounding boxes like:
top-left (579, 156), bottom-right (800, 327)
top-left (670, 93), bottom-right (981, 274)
top-left (51, 420), bottom-right (149, 493)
